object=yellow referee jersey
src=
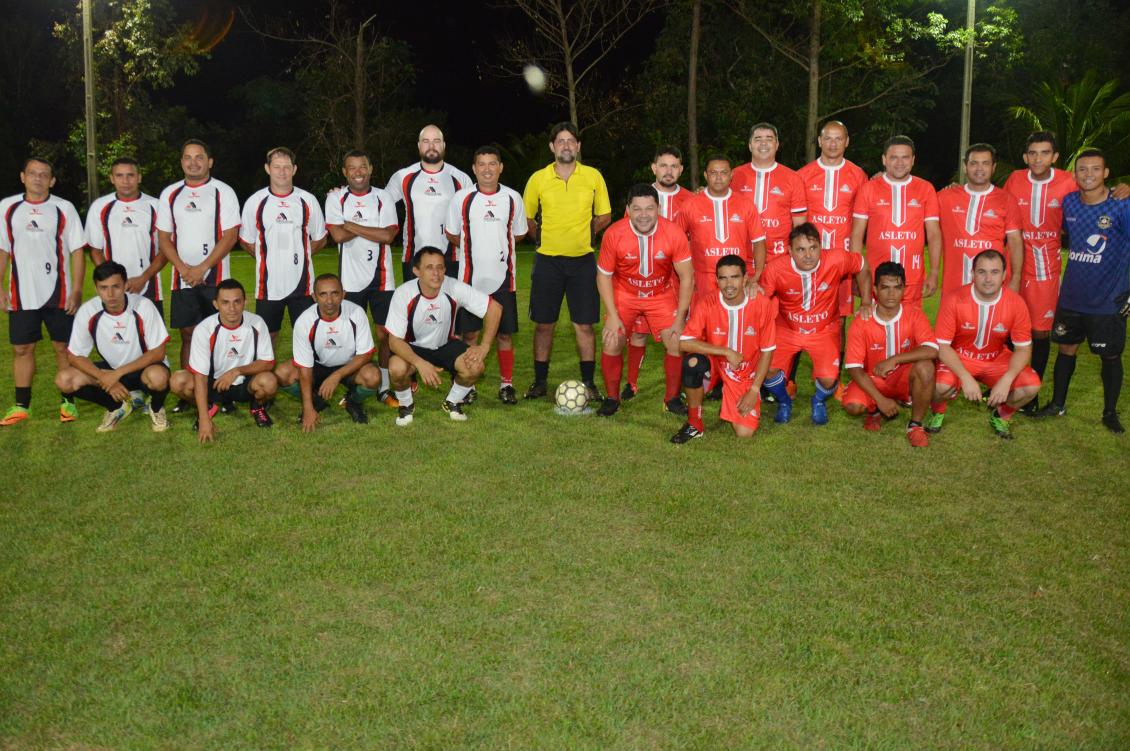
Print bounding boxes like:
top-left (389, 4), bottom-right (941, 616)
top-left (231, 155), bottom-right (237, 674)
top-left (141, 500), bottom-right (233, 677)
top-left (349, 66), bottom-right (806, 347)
top-left (523, 162), bottom-right (612, 257)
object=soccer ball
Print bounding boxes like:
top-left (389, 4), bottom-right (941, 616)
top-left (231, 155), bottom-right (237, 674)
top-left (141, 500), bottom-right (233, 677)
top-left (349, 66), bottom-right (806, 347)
top-left (554, 379), bottom-right (589, 415)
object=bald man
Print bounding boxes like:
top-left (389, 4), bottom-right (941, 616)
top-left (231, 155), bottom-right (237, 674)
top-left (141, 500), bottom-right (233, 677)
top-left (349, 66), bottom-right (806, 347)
top-left (385, 124), bottom-right (473, 282)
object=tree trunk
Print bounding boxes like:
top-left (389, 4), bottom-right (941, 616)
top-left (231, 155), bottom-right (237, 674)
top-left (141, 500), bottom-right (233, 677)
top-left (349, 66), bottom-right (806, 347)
top-left (553, 0), bottom-right (579, 127)
top-left (353, 21), bottom-right (366, 149)
top-left (805, 0), bottom-right (821, 162)
top-left (687, 0), bottom-right (701, 189)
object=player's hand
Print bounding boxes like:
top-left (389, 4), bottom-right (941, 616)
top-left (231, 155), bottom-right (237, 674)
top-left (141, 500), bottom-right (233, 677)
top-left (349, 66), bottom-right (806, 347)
top-left (874, 358), bottom-right (898, 378)
top-left (183, 265), bottom-right (206, 287)
top-left (923, 272), bottom-right (938, 298)
top-left (987, 379), bottom-right (1012, 407)
top-left (125, 276), bottom-right (147, 294)
top-left (463, 344), bottom-right (489, 368)
top-left (960, 374), bottom-right (982, 402)
top-left (737, 387), bottom-right (760, 416)
top-left (1111, 183), bottom-right (1130, 201)
top-left (858, 302), bottom-right (874, 321)
top-left (214, 369), bottom-right (239, 392)
top-left (197, 416), bottom-right (215, 444)
top-left (107, 382), bottom-right (130, 403)
top-left (416, 361), bottom-right (442, 389)
top-left (876, 395), bottom-right (900, 418)
top-left (301, 408), bottom-right (320, 433)
top-left (97, 369), bottom-right (120, 392)
top-left (724, 349), bottom-right (743, 369)
top-left (743, 277), bottom-right (765, 299)
top-left (66, 289), bottom-right (81, 315)
top-left (317, 374), bottom-right (341, 401)
top-left (602, 317), bottom-right (625, 352)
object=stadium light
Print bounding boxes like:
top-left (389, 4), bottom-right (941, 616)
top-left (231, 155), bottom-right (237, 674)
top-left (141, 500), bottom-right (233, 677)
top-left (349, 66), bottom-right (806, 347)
top-left (82, 0), bottom-right (97, 206)
top-left (957, 0), bottom-right (975, 181)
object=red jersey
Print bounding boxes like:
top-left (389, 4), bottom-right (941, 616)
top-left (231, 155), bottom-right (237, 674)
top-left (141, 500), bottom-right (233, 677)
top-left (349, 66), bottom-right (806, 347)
top-left (937, 185), bottom-right (1023, 295)
top-left (796, 158), bottom-right (869, 252)
top-left (935, 285), bottom-right (1032, 361)
top-left (597, 216), bottom-right (690, 299)
top-left (731, 162), bottom-right (806, 256)
top-left (1003, 168), bottom-right (1076, 282)
top-left (681, 292), bottom-right (778, 382)
top-left (844, 304), bottom-right (938, 372)
top-left (759, 248), bottom-right (864, 334)
top-left (852, 174), bottom-right (939, 290)
top-left (676, 190), bottom-right (764, 292)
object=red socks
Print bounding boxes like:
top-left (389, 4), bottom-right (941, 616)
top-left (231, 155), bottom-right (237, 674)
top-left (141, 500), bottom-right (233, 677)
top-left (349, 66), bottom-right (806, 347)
top-left (689, 406), bottom-right (704, 431)
top-left (664, 354), bottom-right (682, 401)
top-left (627, 343), bottom-right (647, 389)
top-left (498, 348), bottom-right (514, 385)
top-left (601, 352), bottom-right (624, 400)
top-left (997, 404), bottom-right (1016, 420)
top-left (930, 400), bottom-right (948, 414)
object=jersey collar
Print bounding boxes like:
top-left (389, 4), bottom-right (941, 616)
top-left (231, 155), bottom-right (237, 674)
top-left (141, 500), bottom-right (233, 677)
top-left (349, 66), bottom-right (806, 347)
top-left (706, 189), bottom-right (733, 202)
top-left (881, 173), bottom-right (912, 187)
top-left (872, 305), bottom-right (903, 326)
top-left (817, 157), bottom-right (845, 171)
top-left (1027, 168), bottom-right (1055, 185)
top-left (719, 292), bottom-right (749, 311)
top-left (184, 177), bottom-right (212, 189)
top-left (752, 162), bottom-right (778, 174)
top-left (790, 257), bottom-right (821, 275)
top-left (970, 285), bottom-right (1002, 306)
top-left (963, 184), bottom-right (994, 197)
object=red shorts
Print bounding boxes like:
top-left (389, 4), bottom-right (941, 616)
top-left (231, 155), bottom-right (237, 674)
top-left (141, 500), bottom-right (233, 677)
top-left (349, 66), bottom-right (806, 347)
top-left (935, 353), bottom-right (1041, 392)
top-left (719, 370), bottom-right (760, 431)
top-left (770, 325), bottom-right (842, 380)
top-left (843, 363), bottom-right (915, 410)
top-left (613, 294), bottom-right (677, 342)
top-left (1021, 277), bottom-right (1059, 333)
top-left (902, 282), bottom-right (924, 307)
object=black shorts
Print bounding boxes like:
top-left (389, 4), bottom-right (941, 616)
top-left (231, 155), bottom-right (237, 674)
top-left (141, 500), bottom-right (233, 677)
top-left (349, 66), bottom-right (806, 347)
top-left (457, 288), bottom-right (519, 336)
top-left (529, 253), bottom-right (598, 325)
top-left (409, 340), bottom-right (468, 375)
top-left (345, 288), bottom-right (394, 325)
top-left (310, 363), bottom-right (358, 391)
top-left (208, 379), bottom-right (254, 405)
top-left (257, 295), bottom-right (313, 333)
top-left (170, 286), bottom-right (218, 330)
top-left (8, 306), bottom-right (74, 345)
top-left (1051, 307), bottom-right (1127, 356)
top-left (95, 360), bottom-right (168, 391)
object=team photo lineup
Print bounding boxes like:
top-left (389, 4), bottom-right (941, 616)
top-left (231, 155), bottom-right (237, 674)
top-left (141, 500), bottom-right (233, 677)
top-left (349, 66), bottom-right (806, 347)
top-left (2, 119), bottom-right (1128, 446)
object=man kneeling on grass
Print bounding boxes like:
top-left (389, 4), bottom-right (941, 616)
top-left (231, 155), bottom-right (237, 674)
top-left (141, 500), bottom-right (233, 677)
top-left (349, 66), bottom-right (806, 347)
top-left (56, 261), bottom-right (172, 432)
top-left (842, 261), bottom-right (938, 447)
top-left (169, 278), bottom-right (278, 443)
top-left (384, 246), bottom-right (501, 425)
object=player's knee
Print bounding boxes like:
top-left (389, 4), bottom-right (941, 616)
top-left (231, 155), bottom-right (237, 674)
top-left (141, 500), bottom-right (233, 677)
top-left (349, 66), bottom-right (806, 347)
top-left (630, 333), bottom-right (648, 347)
top-left (170, 370), bottom-right (192, 397)
top-left (816, 377), bottom-right (838, 390)
top-left (274, 362), bottom-right (297, 386)
top-left (252, 371), bottom-right (278, 398)
top-left (143, 365), bottom-right (169, 391)
top-left (388, 356), bottom-right (410, 380)
top-left (54, 369), bottom-right (76, 391)
top-left (497, 333), bottom-right (512, 349)
top-left (732, 424), bottom-right (757, 438)
top-left (843, 401), bottom-right (867, 416)
top-left (12, 343), bottom-right (35, 358)
top-left (458, 359), bottom-right (484, 382)
top-left (357, 365), bottom-right (381, 389)
top-left (682, 354), bottom-right (709, 389)
top-left (934, 384), bottom-right (954, 401)
top-left (911, 359), bottom-right (935, 383)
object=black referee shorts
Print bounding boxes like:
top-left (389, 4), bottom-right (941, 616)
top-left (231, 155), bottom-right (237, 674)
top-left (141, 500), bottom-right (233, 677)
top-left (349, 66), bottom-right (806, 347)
top-left (1052, 307), bottom-right (1127, 356)
top-left (529, 252), bottom-right (598, 325)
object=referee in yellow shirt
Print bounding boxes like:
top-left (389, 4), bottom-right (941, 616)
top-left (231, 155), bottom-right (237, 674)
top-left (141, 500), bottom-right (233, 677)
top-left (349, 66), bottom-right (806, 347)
top-left (522, 122), bottom-right (612, 400)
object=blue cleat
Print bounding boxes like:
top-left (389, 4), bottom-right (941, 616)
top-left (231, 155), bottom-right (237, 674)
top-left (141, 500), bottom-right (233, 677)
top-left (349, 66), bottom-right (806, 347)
top-left (774, 395), bottom-right (793, 424)
top-left (811, 395), bottom-right (829, 426)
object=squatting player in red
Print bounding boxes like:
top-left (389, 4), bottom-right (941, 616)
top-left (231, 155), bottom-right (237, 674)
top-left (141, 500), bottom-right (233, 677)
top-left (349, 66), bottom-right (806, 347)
top-left (671, 253), bottom-right (784, 444)
top-left (842, 261), bottom-right (938, 447)
top-left (759, 222), bottom-right (872, 426)
top-left (928, 249), bottom-right (1040, 439)
top-left (596, 184), bottom-right (693, 417)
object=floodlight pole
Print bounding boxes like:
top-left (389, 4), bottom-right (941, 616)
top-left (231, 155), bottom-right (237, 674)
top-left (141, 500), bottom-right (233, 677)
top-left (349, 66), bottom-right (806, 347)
top-left (957, 0), bottom-right (975, 182)
top-left (82, 0), bottom-right (98, 206)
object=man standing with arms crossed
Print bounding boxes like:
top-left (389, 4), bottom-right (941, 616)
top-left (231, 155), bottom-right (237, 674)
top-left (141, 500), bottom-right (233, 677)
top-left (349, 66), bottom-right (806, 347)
top-left (731, 123), bottom-right (807, 257)
top-left (522, 121), bottom-right (612, 401)
top-left (158, 139), bottom-right (241, 413)
top-left (0, 157), bottom-right (86, 425)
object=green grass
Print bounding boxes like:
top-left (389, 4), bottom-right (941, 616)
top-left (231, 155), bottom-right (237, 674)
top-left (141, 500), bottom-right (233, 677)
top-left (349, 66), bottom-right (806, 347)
top-left (1, 249), bottom-right (1128, 749)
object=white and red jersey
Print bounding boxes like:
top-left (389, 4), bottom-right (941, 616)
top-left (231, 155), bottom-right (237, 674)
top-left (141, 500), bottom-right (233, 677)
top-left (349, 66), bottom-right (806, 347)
top-left (240, 187), bottom-right (327, 301)
top-left (760, 248), bottom-right (864, 334)
top-left (731, 162), bottom-right (807, 255)
top-left (844, 304), bottom-right (937, 372)
top-left (385, 277), bottom-right (489, 350)
top-left (445, 184), bottom-right (528, 294)
top-left (68, 293), bottom-right (169, 369)
top-left (676, 190), bottom-right (764, 291)
top-left (852, 174), bottom-right (939, 290)
top-left (0, 193), bottom-right (85, 311)
top-left (680, 292), bottom-right (777, 382)
top-left (384, 162), bottom-right (472, 262)
top-left (291, 299), bottom-right (375, 369)
top-left (796, 158), bottom-right (868, 252)
top-left (935, 285), bottom-right (1032, 362)
top-left (325, 186), bottom-right (399, 293)
top-left (1003, 168), bottom-right (1076, 282)
top-left (937, 184), bottom-right (1023, 295)
top-left (187, 311), bottom-right (275, 384)
top-left (598, 216), bottom-right (690, 300)
top-left (85, 192), bottom-right (161, 301)
top-left (156, 178), bottom-right (240, 291)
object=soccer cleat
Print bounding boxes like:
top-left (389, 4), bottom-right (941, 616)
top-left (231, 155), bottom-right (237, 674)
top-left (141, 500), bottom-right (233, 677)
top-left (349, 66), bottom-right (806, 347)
top-left (924, 411), bottom-right (945, 434)
top-left (863, 411), bottom-right (882, 432)
top-left (583, 381), bottom-right (602, 403)
top-left (1019, 396), bottom-right (1040, 417)
top-left (442, 399), bottom-right (468, 421)
top-left (170, 399), bottom-right (192, 414)
top-left (1, 405), bottom-right (30, 426)
top-left (906, 423), bottom-right (930, 448)
top-left (129, 390), bottom-right (149, 414)
top-left (343, 398), bottom-right (369, 424)
top-left (524, 381), bottom-right (548, 400)
top-left (498, 384), bottom-right (518, 404)
top-left (378, 390), bottom-right (400, 408)
top-left (774, 396), bottom-right (793, 424)
top-left (220, 402), bottom-right (237, 415)
top-left (1102, 411), bottom-right (1125, 434)
top-left (462, 386), bottom-right (478, 405)
top-left (1035, 402), bottom-right (1066, 418)
top-left (395, 403), bottom-right (415, 426)
top-left (705, 382), bottom-right (723, 401)
top-left (620, 383), bottom-right (637, 401)
top-left (596, 397), bottom-right (621, 417)
top-left (670, 422), bottom-right (704, 444)
top-left (989, 409), bottom-right (1013, 439)
top-left (59, 400), bottom-right (78, 423)
top-left (96, 401), bottom-right (134, 433)
top-left (148, 406), bottom-right (169, 432)
top-left (250, 403), bottom-right (273, 428)
top-left (192, 403), bottom-right (219, 431)
top-left (811, 395), bottom-right (829, 426)
top-left (664, 395), bottom-right (688, 416)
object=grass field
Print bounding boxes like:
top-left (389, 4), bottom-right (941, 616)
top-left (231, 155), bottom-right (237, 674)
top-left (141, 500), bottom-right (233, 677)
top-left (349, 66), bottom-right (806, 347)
top-left (2, 248), bottom-right (1128, 749)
